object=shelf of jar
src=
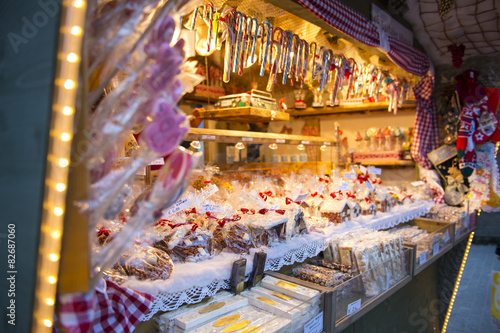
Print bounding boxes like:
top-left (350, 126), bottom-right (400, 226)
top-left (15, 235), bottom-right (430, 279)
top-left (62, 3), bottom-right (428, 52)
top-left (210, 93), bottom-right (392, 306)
top-left (186, 128), bottom-right (336, 146)
top-left (198, 107), bottom-right (290, 123)
top-left (288, 102), bottom-right (417, 118)
top-left (357, 160), bottom-right (415, 167)
top-left (216, 161), bottom-right (336, 173)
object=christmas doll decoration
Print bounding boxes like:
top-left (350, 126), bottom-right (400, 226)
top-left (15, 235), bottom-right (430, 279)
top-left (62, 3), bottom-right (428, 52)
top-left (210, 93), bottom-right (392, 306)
top-left (455, 70), bottom-right (500, 177)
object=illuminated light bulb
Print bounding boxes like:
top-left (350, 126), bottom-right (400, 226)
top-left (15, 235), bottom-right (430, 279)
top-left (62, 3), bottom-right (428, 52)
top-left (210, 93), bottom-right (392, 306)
top-left (49, 253), bottom-right (59, 262)
top-left (268, 143), bottom-right (278, 150)
top-left (47, 276), bottom-right (57, 284)
top-left (56, 183), bottom-right (66, 192)
top-left (235, 142), bottom-right (245, 150)
top-left (43, 319), bottom-right (52, 328)
top-left (51, 231), bottom-right (61, 239)
top-left (45, 298), bottom-right (55, 306)
top-left (73, 0), bottom-right (85, 8)
top-left (64, 79), bottom-right (76, 90)
top-left (67, 53), bottom-right (79, 63)
top-left (59, 158), bottom-right (69, 167)
top-left (297, 144), bottom-right (305, 151)
top-left (190, 141), bottom-right (201, 149)
top-left (53, 207), bottom-right (63, 216)
top-left (70, 25), bottom-right (82, 36)
top-left (320, 145), bottom-right (327, 151)
top-left (61, 132), bottom-right (71, 141)
top-left (62, 106), bottom-right (74, 115)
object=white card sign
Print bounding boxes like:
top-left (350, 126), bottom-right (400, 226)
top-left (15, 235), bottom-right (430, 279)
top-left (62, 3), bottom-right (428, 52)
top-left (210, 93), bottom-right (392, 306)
top-left (338, 183), bottom-right (351, 191)
top-left (201, 135), bottom-right (216, 140)
top-left (347, 299), bottom-right (361, 316)
top-left (276, 139), bottom-right (286, 143)
top-left (164, 198), bottom-right (191, 217)
top-left (202, 204), bottom-right (223, 213)
top-left (304, 312), bottom-right (323, 333)
top-left (366, 181), bottom-right (374, 192)
top-left (295, 193), bottom-right (310, 202)
top-left (411, 181), bottom-right (425, 187)
top-left (148, 158), bottom-right (165, 165)
top-left (200, 184), bottom-right (219, 201)
top-left (444, 230), bottom-right (450, 243)
top-left (419, 251), bottom-right (427, 265)
top-left (343, 172), bottom-right (356, 179)
top-left (368, 167), bottom-right (382, 175)
top-left (242, 137), bottom-right (253, 142)
top-left (433, 242), bottom-right (440, 255)
top-left (360, 165), bottom-right (368, 174)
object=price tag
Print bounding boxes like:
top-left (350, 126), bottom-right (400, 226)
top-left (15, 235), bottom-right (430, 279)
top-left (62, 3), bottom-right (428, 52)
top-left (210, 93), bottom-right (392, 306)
top-left (323, 142), bottom-right (331, 146)
top-left (163, 198), bottom-right (191, 217)
top-left (295, 193), bottom-right (310, 202)
top-left (343, 172), bottom-right (355, 179)
top-left (318, 184), bottom-right (325, 193)
top-left (200, 184), bottom-right (219, 201)
top-left (411, 181), bottom-right (425, 186)
top-left (433, 242), bottom-right (440, 255)
top-left (366, 180), bottom-right (374, 192)
top-left (301, 140), bottom-right (310, 144)
top-left (148, 158), bottom-right (165, 165)
top-left (202, 204), bottom-right (223, 213)
top-left (348, 148), bottom-right (355, 154)
top-left (304, 312), bottom-right (323, 333)
top-left (338, 183), bottom-right (351, 191)
top-left (201, 135), bottom-right (216, 140)
top-left (347, 299), bottom-right (361, 316)
top-left (242, 137), bottom-right (253, 142)
top-left (221, 100), bottom-right (232, 107)
top-left (359, 165), bottom-right (368, 174)
top-left (444, 230), bottom-right (450, 243)
top-left (368, 167), bottom-right (382, 175)
top-left (276, 139), bottom-right (286, 143)
top-left (419, 251), bottom-right (427, 265)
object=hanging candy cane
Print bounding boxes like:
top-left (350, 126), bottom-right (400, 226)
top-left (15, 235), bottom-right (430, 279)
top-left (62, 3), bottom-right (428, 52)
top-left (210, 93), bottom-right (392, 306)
top-left (327, 50), bottom-right (335, 82)
top-left (345, 58), bottom-right (356, 100)
top-left (290, 34), bottom-right (301, 86)
top-left (330, 54), bottom-right (343, 105)
top-left (190, 7), bottom-right (199, 30)
top-left (221, 10), bottom-right (236, 83)
top-left (295, 38), bottom-right (303, 83)
top-left (369, 66), bottom-right (378, 97)
top-left (236, 16), bottom-right (251, 75)
top-left (300, 39), bottom-right (309, 88)
top-left (375, 68), bottom-right (385, 102)
top-left (309, 42), bottom-right (317, 80)
top-left (267, 27), bottom-right (283, 92)
top-left (233, 12), bottom-right (245, 73)
top-left (259, 20), bottom-right (271, 77)
top-left (213, 12), bottom-right (221, 49)
top-left (318, 47), bottom-right (330, 93)
top-left (203, 2), bottom-right (214, 52)
top-left (281, 30), bottom-right (293, 84)
top-left (246, 18), bottom-right (259, 67)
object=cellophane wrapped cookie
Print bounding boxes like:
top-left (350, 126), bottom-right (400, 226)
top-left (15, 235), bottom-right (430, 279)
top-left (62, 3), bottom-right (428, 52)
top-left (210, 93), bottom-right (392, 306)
top-left (118, 245), bottom-right (174, 281)
top-left (169, 226), bottom-right (217, 262)
top-left (223, 222), bottom-right (256, 254)
top-left (293, 265), bottom-right (336, 288)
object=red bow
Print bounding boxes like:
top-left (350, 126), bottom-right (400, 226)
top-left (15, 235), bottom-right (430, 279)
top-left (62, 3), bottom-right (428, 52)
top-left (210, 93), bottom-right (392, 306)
top-left (156, 219), bottom-right (171, 227)
top-left (185, 208), bottom-right (197, 215)
top-left (259, 192), bottom-right (268, 201)
top-left (312, 192), bottom-right (318, 197)
top-left (258, 208), bottom-right (269, 215)
top-left (330, 193), bottom-right (336, 199)
top-left (97, 227), bottom-right (110, 237)
top-left (275, 209), bottom-right (286, 215)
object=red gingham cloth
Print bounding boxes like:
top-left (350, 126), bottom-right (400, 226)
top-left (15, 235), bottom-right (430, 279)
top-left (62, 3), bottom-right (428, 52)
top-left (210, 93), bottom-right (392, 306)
top-left (411, 74), bottom-right (439, 170)
top-left (57, 279), bottom-right (153, 333)
top-left (296, 0), bottom-right (430, 76)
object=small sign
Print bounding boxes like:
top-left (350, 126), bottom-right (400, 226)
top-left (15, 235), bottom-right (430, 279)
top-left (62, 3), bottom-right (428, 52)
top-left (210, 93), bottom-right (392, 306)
top-left (200, 184), bottom-right (219, 201)
top-left (347, 299), bottom-right (361, 316)
top-left (419, 251), bottom-right (427, 265)
top-left (242, 137), bottom-right (253, 142)
top-left (295, 193), bottom-right (310, 202)
top-left (221, 100), bottom-right (232, 107)
top-left (366, 180), bottom-right (374, 192)
top-left (301, 140), bottom-right (310, 144)
top-left (304, 311), bottom-right (323, 333)
top-left (164, 198), bottom-right (191, 217)
top-left (411, 181), bottom-right (425, 186)
top-left (368, 167), bottom-right (382, 175)
top-left (444, 230), bottom-right (450, 243)
top-left (323, 142), bottom-right (331, 146)
top-left (148, 158), bottom-right (165, 165)
top-left (276, 139), bottom-right (286, 143)
top-left (338, 183), bottom-right (351, 191)
top-left (201, 135), bottom-right (216, 140)
top-left (343, 172), bottom-right (356, 179)
top-left (202, 204), bottom-right (223, 213)
top-left (360, 165), bottom-right (368, 174)
top-left (433, 243), bottom-right (440, 255)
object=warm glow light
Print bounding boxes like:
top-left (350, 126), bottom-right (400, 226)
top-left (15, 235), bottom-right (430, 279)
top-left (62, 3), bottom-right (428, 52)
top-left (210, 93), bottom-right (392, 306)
top-left (56, 183), bottom-right (66, 192)
top-left (297, 144), bottom-right (305, 151)
top-left (43, 319), bottom-right (52, 328)
top-left (47, 276), bottom-right (57, 284)
top-left (67, 53), bottom-right (79, 63)
top-left (53, 207), bottom-right (63, 216)
top-left (59, 158), bottom-right (69, 167)
top-left (268, 143), bottom-right (278, 150)
top-left (190, 141), bottom-right (201, 149)
top-left (51, 231), bottom-right (61, 239)
top-left (320, 145), bottom-right (327, 151)
top-left (70, 25), bottom-right (82, 36)
top-left (61, 132), bottom-right (71, 141)
top-left (235, 142), bottom-right (245, 150)
top-left (73, 0), bottom-right (85, 8)
top-left (64, 79), bottom-right (76, 90)
top-left (45, 298), bottom-right (55, 306)
top-left (62, 106), bottom-right (74, 115)
top-left (49, 253), bottom-right (59, 262)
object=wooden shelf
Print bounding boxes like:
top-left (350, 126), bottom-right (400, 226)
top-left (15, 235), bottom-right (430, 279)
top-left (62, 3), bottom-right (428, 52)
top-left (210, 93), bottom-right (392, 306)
top-left (199, 107), bottom-right (290, 123)
top-left (288, 102), bottom-right (416, 118)
top-left (218, 161), bottom-right (335, 172)
top-left (186, 128), bottom-right (336, 146)
top-left (358, 160), bottom-right (415, 167)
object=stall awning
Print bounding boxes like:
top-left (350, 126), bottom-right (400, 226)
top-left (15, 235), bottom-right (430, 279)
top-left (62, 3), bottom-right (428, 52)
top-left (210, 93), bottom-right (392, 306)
top-left (296, 0), bottom-right (430, 76)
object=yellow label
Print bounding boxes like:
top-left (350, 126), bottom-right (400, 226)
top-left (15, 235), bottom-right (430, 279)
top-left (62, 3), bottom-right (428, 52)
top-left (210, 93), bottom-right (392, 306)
top-left (213, 314), bottom-right (240, 327)
top-left (276, 280), bottom-right (297, 290)
top-left (198, 301), bottom-right (225, 314)
top-left (272, 292), bottom-right (291, 300)
top-left (257, 296), bottom-right (277, 305)
top-left (492, 272), bottom-right (500, 321)
top-left (240, 326), bottom-right (261, 333)
top-left (222, 320), bottom-right (251, 332)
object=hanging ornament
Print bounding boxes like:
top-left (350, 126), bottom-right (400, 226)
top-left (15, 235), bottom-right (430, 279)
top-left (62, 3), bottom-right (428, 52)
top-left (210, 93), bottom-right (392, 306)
top-left (439, 0), bottom-right (455, 18)
top-left (448, 44), bottom-right (465, 69)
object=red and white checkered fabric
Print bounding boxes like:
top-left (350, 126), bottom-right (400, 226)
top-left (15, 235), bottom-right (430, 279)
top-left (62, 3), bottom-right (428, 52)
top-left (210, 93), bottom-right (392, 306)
top-left (296, 0), bottom-right (430, 76)
top-left (411, 74), bottom-right (439, 170)
top-left (57, 279), bottom-right (153, 333)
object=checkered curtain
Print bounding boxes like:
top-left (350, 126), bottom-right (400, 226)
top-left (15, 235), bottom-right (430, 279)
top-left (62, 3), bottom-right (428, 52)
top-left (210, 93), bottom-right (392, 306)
top-left (296, 0), bottom-right (430, 76)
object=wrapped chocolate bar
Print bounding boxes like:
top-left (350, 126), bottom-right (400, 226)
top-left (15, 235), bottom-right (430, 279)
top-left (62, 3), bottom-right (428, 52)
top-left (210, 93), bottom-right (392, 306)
top-left (293, 266), bottom-right (336, 288)
top-left (317, 259), bottom-right (353, 275)
top-left (119, 245), bottom-right (174, 281)
top-left (224, 222), bottom-right (256, 254)
top-left (261, 275), bottom-right (320, 302)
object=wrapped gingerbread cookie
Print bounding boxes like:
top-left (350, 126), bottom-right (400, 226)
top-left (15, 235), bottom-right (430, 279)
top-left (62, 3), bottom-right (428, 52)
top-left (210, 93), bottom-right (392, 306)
top-left (118, 245), bottom-right (174, 281)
